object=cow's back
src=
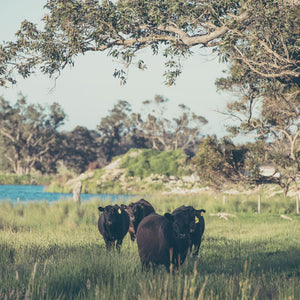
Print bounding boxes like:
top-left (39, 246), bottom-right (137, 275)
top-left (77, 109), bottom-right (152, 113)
top-left (136, 214), bottom-right (174, 269)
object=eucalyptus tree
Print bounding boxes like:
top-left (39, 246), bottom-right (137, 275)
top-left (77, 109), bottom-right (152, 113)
top-left (218, 76), bottom-right (300, 193)
top-left (216, 30), bottom-right (299, 193)
top-left (0, 0), bottom-right (297, 87)
top-left (97, 100), bottom-right (133, 162)
top-left (62, 126), bottom-right (99, 173)
top-left (0, 95), bottom-right (66, 175)
top-left (192, 135), bottom-right (249, 188)
top-left (96, 96), bottom-right (207, 161)
top-left (136, 95), bottom-right (207, 152)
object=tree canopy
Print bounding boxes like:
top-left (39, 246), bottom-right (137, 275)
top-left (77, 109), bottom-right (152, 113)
top-left (97, 96), bottom-right (207, 161)
top-left (0, 95), bottom-right (66, 175)
top-left (0, 0), bottom-right (298, 86)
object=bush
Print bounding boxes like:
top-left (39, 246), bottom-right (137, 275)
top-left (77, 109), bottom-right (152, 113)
top-left (121, 149), bottom-right (190, 179)
top-left (0, 173), bottom-right (54, 185)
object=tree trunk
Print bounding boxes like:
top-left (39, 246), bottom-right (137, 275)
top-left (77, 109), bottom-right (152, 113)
top-left (73, 181), bottom-right (82, 204)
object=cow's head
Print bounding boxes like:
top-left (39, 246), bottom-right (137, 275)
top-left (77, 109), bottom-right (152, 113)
top-left (194, 209), bottom-right (206, 223)
top-left (171, 206), bottom-right (199, 238)
top-left (127, 202), bottom-right (143, 224)
top-left (98, 204), bottom-right (126, 226)
top-left (126, 200), bottom-right (150, 240)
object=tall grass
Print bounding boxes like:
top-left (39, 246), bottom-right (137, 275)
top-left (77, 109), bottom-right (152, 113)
top-left (0, 194), bottom-right (299, 299)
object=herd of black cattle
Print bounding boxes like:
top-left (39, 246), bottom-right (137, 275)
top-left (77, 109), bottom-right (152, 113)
top-left (97, 199), bottom-right (206, 272)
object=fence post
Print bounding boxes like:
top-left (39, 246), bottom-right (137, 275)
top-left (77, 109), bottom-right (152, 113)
top-left (73, 181), bottom-right (82, 205)
top-left (258, 194), bottom-right (261, 214)
top-left (223, 195), bottom-right (226, 205)
top-left (297, 195), bottom-right (299, 214)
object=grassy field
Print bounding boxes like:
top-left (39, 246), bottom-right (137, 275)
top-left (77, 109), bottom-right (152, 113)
top-left (0, 193), bottom-right (299, 299)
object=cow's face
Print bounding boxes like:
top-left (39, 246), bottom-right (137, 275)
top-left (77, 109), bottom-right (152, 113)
top-left (98, 205), bottom-right (124, 226)
top-left (172, 206), bottom-right (199, 237)
top-left (163, 213), bottom-right (184, 239)
top-left (126, 203), bottom-right (136, 223)
top-left (126, 202), bottom-right (144, 230)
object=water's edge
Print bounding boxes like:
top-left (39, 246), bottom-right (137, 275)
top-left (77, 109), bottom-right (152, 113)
top-left (0, 185), bottom-right (133, 203)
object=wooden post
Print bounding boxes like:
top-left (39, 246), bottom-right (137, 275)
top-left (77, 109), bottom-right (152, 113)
top-left (297, 195), bottom-right (299, 214)
top-left (258, 194), bottom-right (261, 214)
top-left (73, 181), bottom-right (82, 205)
top-left (223, 195), bottom-right (226, 205)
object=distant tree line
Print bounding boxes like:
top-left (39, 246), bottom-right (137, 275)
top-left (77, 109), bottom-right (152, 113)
top-left (0, 94), bottom-right (207, 175)
top-left (1, 92), bottom-right (299, 194)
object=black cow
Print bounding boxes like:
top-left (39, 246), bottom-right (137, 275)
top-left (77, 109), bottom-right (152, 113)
top-left (172, 206), bottom-right (206, 257)
top-left (136, 206), bottom-right (198, 272)
top-left (126, 199), bottom-right (155, 241)
top-left (171, 205), bottom-right (199, 267)
top-left (136, 213), bottom-right (178, 272)
top-left (190, 209), bottom-right (205, 256)
top-left (97, 204), bottom-right (130, 251)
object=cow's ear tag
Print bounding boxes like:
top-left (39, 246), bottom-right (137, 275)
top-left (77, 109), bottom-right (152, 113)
top-left (118, 208), bottom-right (122, 214)
top-left (195, 216), bottom-right (199, 223)
top-left (201, 211), bottom-right (204, 216)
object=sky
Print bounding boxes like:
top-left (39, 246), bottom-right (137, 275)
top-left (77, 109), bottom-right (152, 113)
top-left (0, 0), bottom-right (234, 136)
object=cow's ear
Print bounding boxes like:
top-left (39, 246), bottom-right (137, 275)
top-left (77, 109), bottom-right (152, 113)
top-left (98, 207), bottom-right (104, 212)
top-left (164, 213), bottom-right (174, 222)
top-left (198, 209), bottom-right (206, 216)
top-left (137, 203), bottom-right (144, 209)
top-left (121, 204), bottom-right (127, 209)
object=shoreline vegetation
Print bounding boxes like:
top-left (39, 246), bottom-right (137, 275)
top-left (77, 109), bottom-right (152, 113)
top-left (1, 148), bottom-right (300, 203)
top-left (0, 195), bottom-right (299, 299)
top-left (3, 149), bottom-right (297, 199)
top-left (0, 173), bottom-right (54, 186)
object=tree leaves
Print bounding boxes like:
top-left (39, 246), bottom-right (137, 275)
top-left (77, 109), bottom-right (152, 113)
top-left (0, 95), bottom-right (66, 175)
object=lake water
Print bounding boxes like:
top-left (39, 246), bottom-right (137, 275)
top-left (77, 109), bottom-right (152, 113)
top-left (0, 185), bottom-right (133, 204)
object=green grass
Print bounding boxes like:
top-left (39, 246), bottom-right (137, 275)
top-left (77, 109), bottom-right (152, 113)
top-left (0, 194), bottom-right (299, 299)
top-left (120, 148), bottom-right (191, 179)
top-left (0, 173), bottom-right (54, 185)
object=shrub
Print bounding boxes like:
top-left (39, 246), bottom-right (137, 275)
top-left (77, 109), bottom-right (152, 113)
top-left (121, 149), bottom-right (190, 178)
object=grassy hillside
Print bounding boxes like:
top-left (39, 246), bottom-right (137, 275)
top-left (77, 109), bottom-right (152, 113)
top-left (0, 194), bottom-right (299, 299)
top-left (47, 149), bottom-right (197, 194)
top-left (119, 148), bottom-right (190, 178)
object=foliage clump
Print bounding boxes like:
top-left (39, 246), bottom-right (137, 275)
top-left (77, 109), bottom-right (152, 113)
top-left (120, 149), bottom-right (190, 179)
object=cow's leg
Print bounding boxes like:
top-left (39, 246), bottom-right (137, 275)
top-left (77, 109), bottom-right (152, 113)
top-left (116, 239), bottom-right (123, 252)
top-left (169, 247), bottom-right (173, 273)
top-left (193, 239), bottom-right (202, 256)
top-left (105, 240), bottom-right (114, 251)
top-left (178, 253), bottom-right (181, 270)
top-left (128, 225), bottom-right (136, 241)
top-left (188, 242), bottom-right (193, 256)
top-left (141, 260), bottom-right (151, 272)
top-left (129, 231), bottom-right (136, 242)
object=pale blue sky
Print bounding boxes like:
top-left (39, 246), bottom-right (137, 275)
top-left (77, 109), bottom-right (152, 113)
top-left (0, 0), bottom-right (234, 136)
